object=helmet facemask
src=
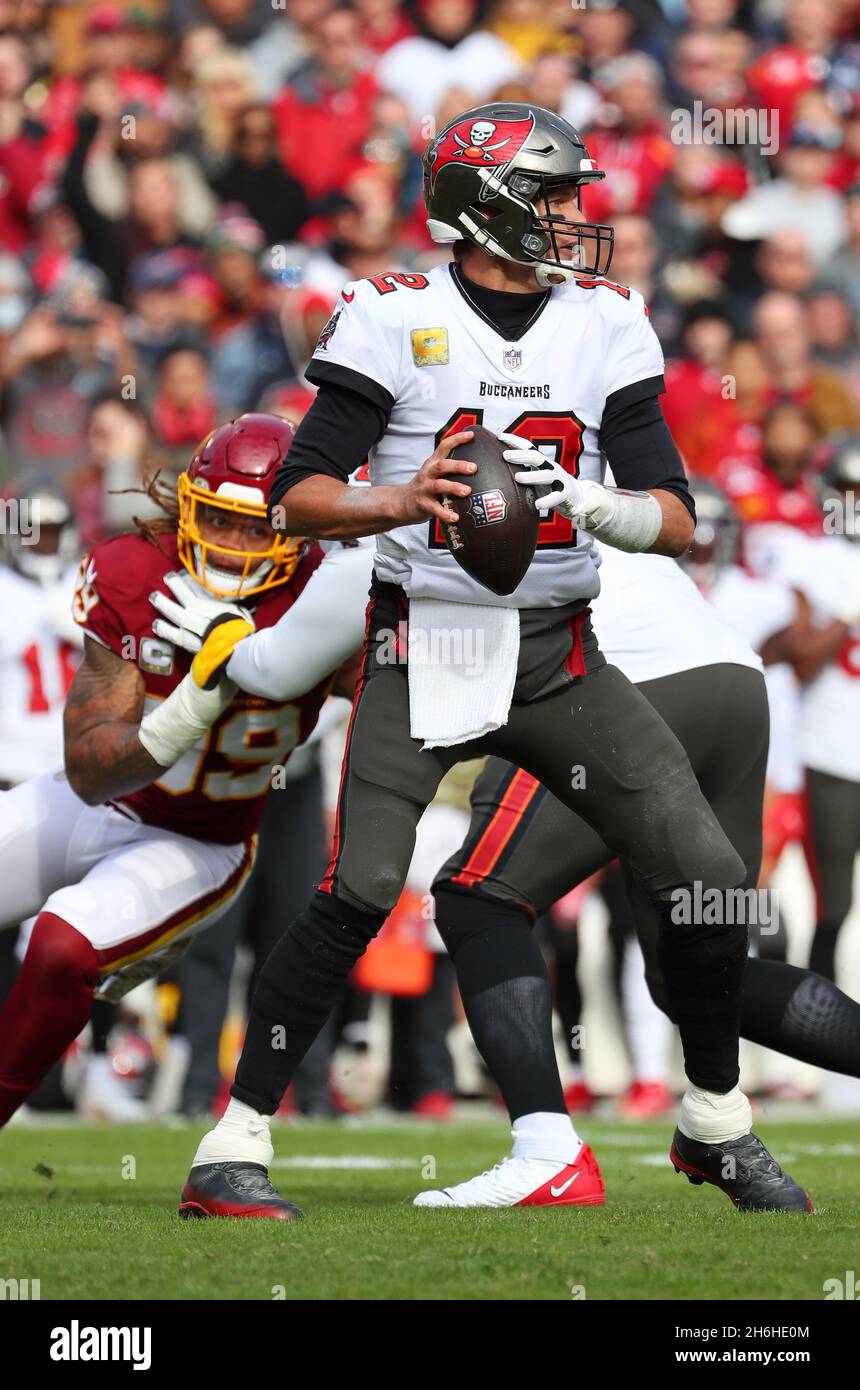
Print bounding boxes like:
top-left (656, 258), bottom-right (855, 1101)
top-left (177, 471), bottom-right (303, 599)
top-left (509, 172), bottom-right (615, 286)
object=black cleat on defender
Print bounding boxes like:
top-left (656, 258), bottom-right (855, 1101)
top-left (178, 1162), bottom-right (304, 1221)
top-left (670, 1128), bottom-right (812, 1212)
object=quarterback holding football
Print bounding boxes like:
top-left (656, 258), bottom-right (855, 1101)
top-left (178, 104), bottom-right (809, 1218)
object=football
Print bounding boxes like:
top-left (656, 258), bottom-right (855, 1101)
top-left (439, 425), bottom-right (541, 595)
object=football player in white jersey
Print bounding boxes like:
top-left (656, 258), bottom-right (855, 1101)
top-left (0, 479), bottom-right (82, 786)
top-left (799, 439), bottom-right (860, 981)
top-left (176, 103), bottom-right (808, 1218)
top-left (680, 479), bottom-right (807, 884)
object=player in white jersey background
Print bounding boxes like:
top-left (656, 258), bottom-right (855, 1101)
top-left (175, 103), bottom-right (809, 1218)
top-left (0, 479), bottom-right (82, 787)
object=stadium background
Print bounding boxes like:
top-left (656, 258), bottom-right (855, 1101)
top-left (0, 0), bottom-right (858, 1125)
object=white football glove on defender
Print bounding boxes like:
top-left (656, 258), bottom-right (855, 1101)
top-left (149, 571), bottom-right (255, 655)
top-left (500, 431), bottom-right (663, 554)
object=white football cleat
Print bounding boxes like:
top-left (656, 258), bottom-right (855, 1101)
top-left (413, 1143), bottom-right (604, 1208)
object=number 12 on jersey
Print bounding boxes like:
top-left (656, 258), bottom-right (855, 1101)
top-left (429, 408), bottom-right (585, 550)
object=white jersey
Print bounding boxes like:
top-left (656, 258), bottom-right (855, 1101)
top-left (795, 539), bottom-right (860, 783)
top-left (708, 566), bottom-right (797, 656)
top-left (0, 566), bottom-right (82, 784)
top-left (591, 546), bottom-right (762, 682)
top-left (307, 262), bottom-right (664, 608)
top-left (706, 565), bottom-right (802, 792)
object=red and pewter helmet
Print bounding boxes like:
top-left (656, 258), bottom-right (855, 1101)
top-left (423, 102), bottom-right (613, 287)
top-left (177, 412), bottom-right (304, 599)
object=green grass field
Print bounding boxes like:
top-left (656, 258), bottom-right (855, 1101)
top-left (0, 1116), bottom-right (857, 1301)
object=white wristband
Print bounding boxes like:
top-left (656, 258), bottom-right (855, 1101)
top-left (138, 672), bottom-right (236, 768)
top-left (583, 486), bottom-right (663, 554)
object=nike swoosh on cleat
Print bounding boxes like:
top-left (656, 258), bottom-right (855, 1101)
top-left (549, 1173), bottom-right (581, 1197)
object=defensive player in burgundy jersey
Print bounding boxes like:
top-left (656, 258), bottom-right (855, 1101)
top-left (178, 103), bottom-right (807, 1219)
top-left (0, 414), bottom-right (333, 1135)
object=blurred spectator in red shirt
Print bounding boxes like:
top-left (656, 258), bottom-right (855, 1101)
top-left (747, 0), bottom-right (847, 144)
top-left (718, 400), bottom-right (825, 536)
top-left (42, 6), bottom-right (169, 161)
top-left (0, 34), bottom-right (52, 253)
top-left (150, 344), bottom-right (216, 474)
top-left (273, 6), bottom-right (378, 204)
top-left (582, 54), bottom-right (675, 222)
top-left (663, 299), bottom-right (741, 478)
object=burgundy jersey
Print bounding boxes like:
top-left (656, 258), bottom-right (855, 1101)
top-left (72, 531), bottom-right (329, 844)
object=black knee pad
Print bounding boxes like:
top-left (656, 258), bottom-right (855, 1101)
top-left (433, 883), bottom-right (532, 958)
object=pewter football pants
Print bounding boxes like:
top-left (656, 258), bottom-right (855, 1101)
top-left (232, 616), bottom-right (748, 1113)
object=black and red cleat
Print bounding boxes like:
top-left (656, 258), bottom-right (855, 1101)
top-left (670, 1128), bottom-right (813, 1212)
top-left (179, 1162), bottom-right (303, 1221)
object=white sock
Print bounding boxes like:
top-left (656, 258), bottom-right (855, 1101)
top-left (678, 1084), bottom-right (752, 1144)
top-left (191, 1098), bottom-right (274, 1169)
top-left (511, 1111), bottom-right (582, 1164)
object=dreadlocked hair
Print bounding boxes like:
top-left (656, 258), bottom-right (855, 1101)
top-left (114, 470), bottom-right (181, 559)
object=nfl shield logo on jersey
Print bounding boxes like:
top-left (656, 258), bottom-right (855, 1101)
top-left (469, 489), bottom-right (508, 527)
top-left (503, 346), bottom-right (522, 371)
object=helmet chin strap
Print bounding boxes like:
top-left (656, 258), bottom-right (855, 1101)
top-left (534, 261), bottom-right (578, 288)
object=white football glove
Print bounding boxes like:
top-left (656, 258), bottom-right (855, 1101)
top-left (150, 571), bottom-right (254, 655)
top-left (502, 431), bottom-right (663, 552)
top-left (501, 431), bottom-right (614, 526)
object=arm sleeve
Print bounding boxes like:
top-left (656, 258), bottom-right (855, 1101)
top-left (599, 382), bottom-right (695, 521)
top-left (269, 380), bottom-right (390, 510)
top-left (226, 544), bottom-right (374, 700)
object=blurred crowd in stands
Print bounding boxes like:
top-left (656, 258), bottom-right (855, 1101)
top-left (0, 0), bottom-right (859, 1123)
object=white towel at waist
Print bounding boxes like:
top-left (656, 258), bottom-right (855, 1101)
top-left (407, 597), bottom-right (520, 749)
